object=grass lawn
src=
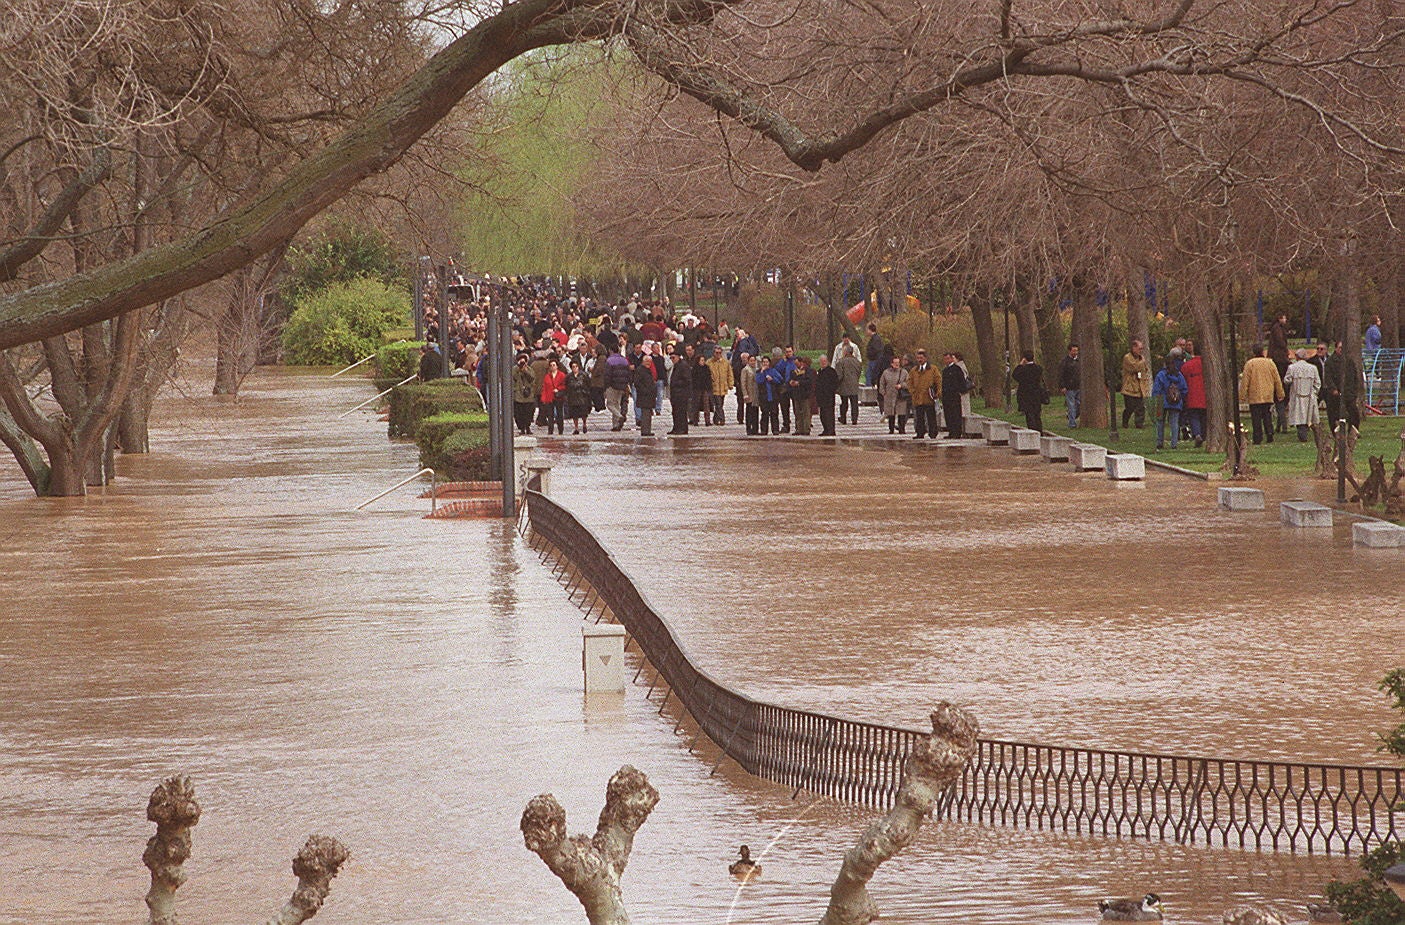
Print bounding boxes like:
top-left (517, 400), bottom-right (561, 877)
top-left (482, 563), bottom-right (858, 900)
top-left (976, 396), bottom-right (1404, 479)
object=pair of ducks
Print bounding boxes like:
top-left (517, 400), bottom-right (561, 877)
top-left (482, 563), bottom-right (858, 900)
top-left (1098, 894), bottom-right (1339, 924)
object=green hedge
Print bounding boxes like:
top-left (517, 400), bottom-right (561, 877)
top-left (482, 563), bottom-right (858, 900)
top-left (388, 379), bottom-right (484, 438)
top-left (415, 411), bottom-right (488, 471)
top-left (373, 340), bottom-right (424, 389)
top-left (281, 277), bottom-right (410, 366)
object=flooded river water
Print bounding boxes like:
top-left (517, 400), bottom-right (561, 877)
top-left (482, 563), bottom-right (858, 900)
top-left (0, 369), bottom-right (1399, 924)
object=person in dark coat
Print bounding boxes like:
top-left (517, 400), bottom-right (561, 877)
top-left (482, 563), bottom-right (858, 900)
top-left (690, 352), bottom-right (712, 426)
top-left (1011, 350), bottom-right (1045, 432)
top-left (755, 357), bottom-right (784, 435)
top-left (789, 355), bottom-right (816, 436)
top-left (815, 355), bottom-right (839, 436)
top-left (418, 343), bottom-right (444, 381)
top-left (668, 355), bottom-right (693, 435)
top-left (940, 352), bottom-right (968, 438)
top-left (1323, 340), bottom-right (1362, 431)
top-left (633, 357), bottom-right (658, 436)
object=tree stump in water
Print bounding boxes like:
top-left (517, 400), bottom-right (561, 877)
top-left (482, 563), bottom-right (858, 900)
top-left (1220, 431), bottom-right (1259, 480)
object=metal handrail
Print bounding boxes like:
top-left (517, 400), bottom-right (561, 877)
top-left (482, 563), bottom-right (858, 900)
top-left (1362, 348), bottom-right (1404, 415)
top-left (355, 467), bottom-right (436, 511)
top-left (522, 487), bottom-right (1404, 856)
top-left (329, 353), bottom-right (377, 378)
top-left (338, 374), bottom-right (417, 418)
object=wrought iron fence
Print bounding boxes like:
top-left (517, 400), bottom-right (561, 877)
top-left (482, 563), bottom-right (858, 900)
top-left (521, 483), bottom-right (1402, 855)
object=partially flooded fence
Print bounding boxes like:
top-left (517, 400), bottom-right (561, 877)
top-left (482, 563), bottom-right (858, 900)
top-left (520, 484), bottom-right (1402, 855)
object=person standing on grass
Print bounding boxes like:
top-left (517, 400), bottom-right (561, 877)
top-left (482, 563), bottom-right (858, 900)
top-left (1059, 344), bottom-right (1081, 428)
top-left (1283, 347), bottom-right (1321, 442)
top-left (1180, 343), bottom-right (1207, 447)
top-left (1120, 338), bottom-right (1151, 428)
top-left (1151, 356), bottom-right (1187, 450)
top-left (1323, 340), bottom-right (1362, 431)
top-left (1012, 349), bottom-right (1046, 433)
top-left (836, 346), bottom-right (863, 425)
top-left (1240, 343), bottom-right (1285, 445)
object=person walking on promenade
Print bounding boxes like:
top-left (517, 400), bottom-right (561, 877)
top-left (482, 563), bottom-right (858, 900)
top-left (1180, 344), bottom-right (1206, 447)
top-left (907, 349), bottom-right (940, 438)
top-left (740, 354), bottom-right (760, 435)
top-left (1151, 355), bottom-right (1187, 450)
top-left (540, 358), bottom-right (567, 435)
top-left (706, 348), bottom-right (733, 425)
top-left (1283, 347), bottom-right (1321, 442)
top-left (603, 347), bottom-right (632, 431)
top-left (775, 346), bottom-right (797, 433)
top-left (566, 358), bottom-right (591, 434)
top-left (512, 353), bottom-right (536, 435)
top-left (1011, 349), bottom-right (1046, 433)
top-left (836, 346), bottom-right (862, 424)
top-left (756, 356), bottom-right (785, 435)
top-left (941, 352), bottom-right (967, 439)
top-left (865, 322), bottom-right (884, 386)
top-left (815, 355), bottom-right (839, 436)
top-left (831, 332), bottom-right (862, 367)
top-left (1240, 343), bottom-right (1285, 445)
top-left (878, 355), bottom-right (910, 434)
top-left (1059, 344), bottom-right (1080, 428)
top-left (633, 355), bottom-right (657, 436)
top-left (732, 328), bottom-right (760, 422)
top-left (789, 355), bottom-right (816, 435)
top-left (688, 348), bottom-right (711, 426)
top-left (668, 352), bottom-right (693, 435)
top-left (1323, 340), bottom-right (1362, 431)
top-left (1120, 338), bottom-right (1151, 428)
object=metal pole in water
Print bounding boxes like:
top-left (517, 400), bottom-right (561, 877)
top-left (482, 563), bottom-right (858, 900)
top-left (496, 298), bottom-right (515, 518)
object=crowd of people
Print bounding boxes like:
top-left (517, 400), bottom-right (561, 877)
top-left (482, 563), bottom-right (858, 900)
top-left (418, 273), bottom-right (1377, 449)
top-left (414, 276), bottom-right (986, 439)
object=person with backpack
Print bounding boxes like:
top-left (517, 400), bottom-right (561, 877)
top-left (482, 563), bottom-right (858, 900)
top-left (1151, 355), bottom-right (1188, 450)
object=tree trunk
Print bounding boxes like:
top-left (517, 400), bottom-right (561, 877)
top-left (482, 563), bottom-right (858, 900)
top-left (1189, 285), bottom-right (1230, 454)
top-left (1015, 284), bottom-right (1037, 356)
top-left (819, 703), bottom-right (980, 925)
top-left (1033, 292), bottom-right (1064, 390)
top-left (118, 390), bottom-right (152, 455)
top-left (1126, 268), bottom-right (1150, 357)
top-left (1341, 231), bottom-right (1362, 359)
top-left (1384, 258), bottom-right (1401, 349)
top-left (969, 291), bottom-right (1003, 408)
top-left (1072, 294), bottom-right (1106, 428)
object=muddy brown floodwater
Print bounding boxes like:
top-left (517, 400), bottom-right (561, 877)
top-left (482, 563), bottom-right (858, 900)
top-left (0, 368), bottom-right (1399, 925)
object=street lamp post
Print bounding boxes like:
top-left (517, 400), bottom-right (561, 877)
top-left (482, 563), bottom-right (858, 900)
top-left (1001, 290), bottom-right (1011, 412)
top-left (1106, 295), bottom-right (1119, 442)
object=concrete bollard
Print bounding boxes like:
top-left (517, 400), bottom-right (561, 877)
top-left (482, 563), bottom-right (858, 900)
top-left (525, 461), bottom-right (553, 495)
top-left (1009, 427), bottom-right (1040, 454)
top-left (1105, 454), bottom-right (1146, 480)
top-left (1218, 487), bottom-right (1265, 511)
top-left (1068, 442), bottom-right (1106, 471)
top-left (1352, 521), bottom-right (1405, 547)
top-left (982, 418), bottom-right (1011, 445)
top-left (582, 623), bottom-right (627, 693)
top-left (1039, 435), bottom-right (1072, 462)
top-left (1279, 501), bottom-right (1333, 528)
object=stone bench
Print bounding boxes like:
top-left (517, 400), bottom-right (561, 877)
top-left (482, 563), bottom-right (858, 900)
top-left (1039, 435), bottom-right (1072, 462)
top-left (859, 385), bottom-right (879, 406)
top-left (1217, 487), bottom-right (1265, 511)
top-left (1009, 427), bottom-right (1040, 454)
top-left (1352, 521), bottom-right (1405, 547)
top-left (1068, 442), bottom-right (1106, 471)
top-left (1105, 453), bottom-right (1146, 480)
top-left (1280, 501), bottom-right (1333, 528)
top-left (981, 418), bottom-right (1011, 445)
top-left (963, 414), bottom-right (986, 439)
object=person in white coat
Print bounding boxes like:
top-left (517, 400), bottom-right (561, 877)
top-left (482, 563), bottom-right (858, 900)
top-left (1283, 347), bottom-right (1321, 442)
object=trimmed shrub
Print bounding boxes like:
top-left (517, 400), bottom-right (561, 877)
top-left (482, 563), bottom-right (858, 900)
top-left (281, 277), bottom-right (411, 366)
top-left (447, 444), bottom-right (493, 483)
top-left (388, 379), bottom-right (485, 437)
top-left (415, 411), bottom-right (489, 471)
top-left (374, 340), bottom-right (424, 388)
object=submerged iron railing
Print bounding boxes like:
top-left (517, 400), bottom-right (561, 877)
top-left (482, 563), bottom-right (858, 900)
top-left (521, 484), bottom-right (1402, 855)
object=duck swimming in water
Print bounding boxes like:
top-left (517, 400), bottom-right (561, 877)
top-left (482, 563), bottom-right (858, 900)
top-left (728, 844), bottom-right (760, 881)
top-left (1099, 894), bottom-right (1163, 921)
